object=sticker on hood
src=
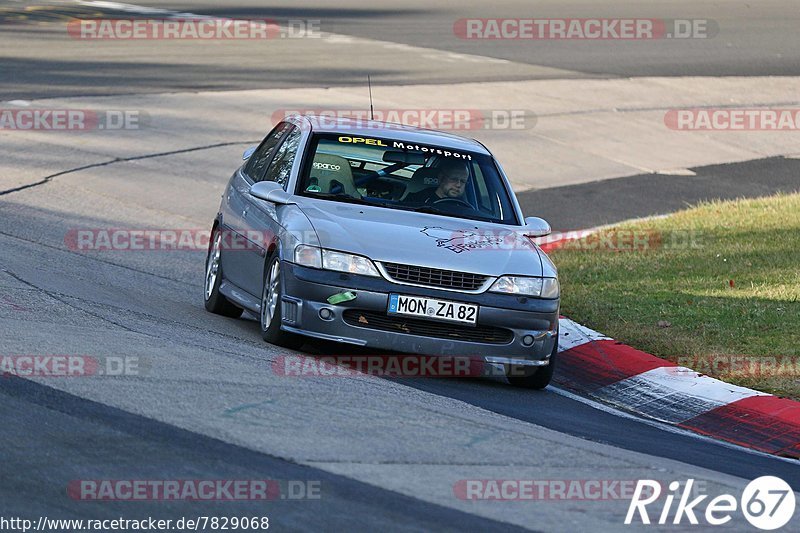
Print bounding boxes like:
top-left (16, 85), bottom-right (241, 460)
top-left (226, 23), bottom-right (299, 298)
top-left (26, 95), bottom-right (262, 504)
top-left (420, 226), bottom-right (509, 254)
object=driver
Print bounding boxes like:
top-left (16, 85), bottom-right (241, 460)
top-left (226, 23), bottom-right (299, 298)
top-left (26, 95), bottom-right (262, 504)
top-left (404, 159), bottom-right (469, 205)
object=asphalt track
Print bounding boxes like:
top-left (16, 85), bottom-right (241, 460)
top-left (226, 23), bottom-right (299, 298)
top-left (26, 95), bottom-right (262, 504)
top-left (2, 0), bottom-right (800, 531)
top-left (0, 378), bottom-right (526, 531)
top-left (518, 156), bottom-right (800, 230)
top-left (2, 0), bottom-right (800, 99)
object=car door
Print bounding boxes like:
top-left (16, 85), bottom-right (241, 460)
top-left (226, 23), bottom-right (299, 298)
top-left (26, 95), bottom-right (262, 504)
top-left (220, 122), bottom-right (293, 295)
top-left (236, 124), bottom-right (304, 296)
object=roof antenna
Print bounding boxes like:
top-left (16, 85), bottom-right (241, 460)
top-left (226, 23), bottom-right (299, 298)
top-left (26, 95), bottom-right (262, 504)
top-left (367, 75), bottom-right (374, 120)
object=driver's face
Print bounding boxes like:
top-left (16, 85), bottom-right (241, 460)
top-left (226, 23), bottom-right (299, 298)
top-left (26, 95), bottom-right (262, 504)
top-left (437, 169), bottom-right (468, 198)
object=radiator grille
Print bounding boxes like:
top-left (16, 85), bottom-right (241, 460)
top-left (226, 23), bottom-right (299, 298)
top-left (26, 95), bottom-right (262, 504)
top-left (381, 262), bottom-right (488, 291)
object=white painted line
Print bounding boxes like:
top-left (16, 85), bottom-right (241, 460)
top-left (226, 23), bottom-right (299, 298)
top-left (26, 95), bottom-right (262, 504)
top-left (656, 168), bottom-right (697, 176)
top-left (77, 1), bottom-right (211, 18)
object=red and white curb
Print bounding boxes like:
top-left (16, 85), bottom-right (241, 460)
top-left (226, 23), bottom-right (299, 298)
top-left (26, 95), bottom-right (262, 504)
top-left (556, 317), bottom-right (800, 459)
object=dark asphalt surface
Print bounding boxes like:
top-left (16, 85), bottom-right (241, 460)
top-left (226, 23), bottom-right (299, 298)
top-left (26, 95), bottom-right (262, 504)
top-left (518, 156), bottom-right (800, 230)
top-left (2, 1), bottom-right (800, 530)
top-left (3, 326), bottom-right (799, 526)
top-left (1, 0), bottom-right (800, 99)
top-left (304, 336), bottom-right (800, 489)
top-left (0, 377), bottom-right (526, 531)
top-left (149, 0), bottom-right (800, 77)
top-left (402, 377), bottom-right (800, 488)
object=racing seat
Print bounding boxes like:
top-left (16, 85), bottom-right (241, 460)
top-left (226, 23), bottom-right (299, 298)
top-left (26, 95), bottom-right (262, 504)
top-left (309, 154), bottom-right (358, 196)
top-left (400, 167), bottom-right (439, 200)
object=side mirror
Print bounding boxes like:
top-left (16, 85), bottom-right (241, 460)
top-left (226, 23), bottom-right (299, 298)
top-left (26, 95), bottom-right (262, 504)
top-left (522, 216), bottom-right (551, 238)
top-left (242, 146), bottom-right (257, 161)
top-left (249, 181), bottom-right (295, 205)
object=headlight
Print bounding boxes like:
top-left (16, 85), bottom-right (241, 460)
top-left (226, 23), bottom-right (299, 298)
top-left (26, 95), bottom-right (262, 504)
top-left (489, 276), bottom-right (559, 298)
top-left (293, 245), bottom-right (379, 277)
top-left (294, 244), bottom-right (322, 268)
top-left (322, 249), bottom-right (380, 277)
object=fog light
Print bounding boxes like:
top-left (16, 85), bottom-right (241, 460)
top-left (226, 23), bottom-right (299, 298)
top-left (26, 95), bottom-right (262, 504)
top-left (319, 308), bottom-right (334, 320)
top-left (522, 335), bottom-right (535, 346)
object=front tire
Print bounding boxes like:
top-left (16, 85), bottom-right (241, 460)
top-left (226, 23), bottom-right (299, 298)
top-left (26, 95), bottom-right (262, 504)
top-left (506, 330), bottom-right (559, 389)
top-left (259, 254), bottom-right (303, 349)
top-left (204, 228), bottom-right (244, 318)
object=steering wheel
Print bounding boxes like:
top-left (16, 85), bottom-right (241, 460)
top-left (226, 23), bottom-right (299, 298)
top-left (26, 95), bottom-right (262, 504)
top-left (432, 197), bottom-right (474, 210)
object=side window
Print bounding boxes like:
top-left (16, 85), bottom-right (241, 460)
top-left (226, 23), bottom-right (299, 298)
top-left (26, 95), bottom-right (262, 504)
top-left (263, 126), bottom-right (302, 189)
top-left (472, 162), bottom-right (492, 211)
top-left (245, 122), bottom-right (292, 182)
top-left (471, 160), bottom-right (513, 221)
top-left (484, 163), bottom-right (516, 224)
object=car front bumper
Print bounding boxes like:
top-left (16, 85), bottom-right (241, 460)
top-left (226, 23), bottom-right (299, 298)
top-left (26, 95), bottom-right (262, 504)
top-left (279, 262), bottom-right (559, 366)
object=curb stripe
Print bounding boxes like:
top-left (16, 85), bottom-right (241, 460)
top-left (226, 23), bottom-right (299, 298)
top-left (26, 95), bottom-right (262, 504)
top-left (554, 316), bottom-right (800, 458)
top-left (556, 337), bottom-right (675, 391)
top-left (679, 396), bottom-right (800, 457)
top-left (592, 367), bottom-right (766, 424)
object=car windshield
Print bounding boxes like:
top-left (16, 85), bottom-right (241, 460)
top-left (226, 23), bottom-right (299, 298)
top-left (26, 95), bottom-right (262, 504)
top-left (296, 133), bottom-right (518, 224)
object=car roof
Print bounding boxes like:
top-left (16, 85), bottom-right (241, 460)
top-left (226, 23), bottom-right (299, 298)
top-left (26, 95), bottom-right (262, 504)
top-left (289, 114), bottom-right (492, 156)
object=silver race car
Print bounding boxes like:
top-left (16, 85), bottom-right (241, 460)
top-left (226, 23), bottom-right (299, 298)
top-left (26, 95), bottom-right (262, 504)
top-left (204, 115), bottom-right (559, 388)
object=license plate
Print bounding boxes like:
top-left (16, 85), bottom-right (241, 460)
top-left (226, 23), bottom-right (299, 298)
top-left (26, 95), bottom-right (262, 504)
top-left (387, 294), bottom-right (478, 325)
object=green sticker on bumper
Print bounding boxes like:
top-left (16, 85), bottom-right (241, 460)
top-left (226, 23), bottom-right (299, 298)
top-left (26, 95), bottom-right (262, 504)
top-left (327, 291), bottom-right (357, 304)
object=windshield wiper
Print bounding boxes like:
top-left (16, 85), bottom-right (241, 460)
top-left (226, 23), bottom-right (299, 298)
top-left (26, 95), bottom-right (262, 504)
top-left (403, 204), bottom-right (450, 216)
top-left (399, 203), bottom-right (498, 223)
top-left (304, 193), bottom-right (498, 223)
top-left (303, 192), bottom-right (378, 206)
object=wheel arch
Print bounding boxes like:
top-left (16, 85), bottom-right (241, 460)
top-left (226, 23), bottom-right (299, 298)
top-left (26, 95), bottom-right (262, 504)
top-left (261, 241), bottom-right (282, 286)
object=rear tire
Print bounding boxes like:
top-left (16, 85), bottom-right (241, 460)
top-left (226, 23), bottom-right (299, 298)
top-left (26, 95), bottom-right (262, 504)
top-left (259, 254), bottom-right (304, 349)
top-left (506, 330), bottom-right (559, 389)
top-left (204, 227), bottom-right (244, 318)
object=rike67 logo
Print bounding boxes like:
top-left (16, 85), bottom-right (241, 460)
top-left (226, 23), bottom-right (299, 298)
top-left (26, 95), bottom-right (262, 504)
top-left (626, 477), bottom-right (795, 530)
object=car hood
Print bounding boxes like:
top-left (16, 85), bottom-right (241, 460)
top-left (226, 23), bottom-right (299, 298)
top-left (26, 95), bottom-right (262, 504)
top-left (295, 199), bottom-right (545, 277)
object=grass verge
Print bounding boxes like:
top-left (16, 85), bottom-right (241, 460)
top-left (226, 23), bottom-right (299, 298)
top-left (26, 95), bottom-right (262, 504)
top-left (550, 192), bottom-right (800, 399)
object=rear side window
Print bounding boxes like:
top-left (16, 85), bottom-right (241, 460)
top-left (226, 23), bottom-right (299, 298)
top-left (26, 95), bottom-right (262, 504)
top-left (245, 122), bottom-right (293, 182)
